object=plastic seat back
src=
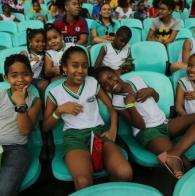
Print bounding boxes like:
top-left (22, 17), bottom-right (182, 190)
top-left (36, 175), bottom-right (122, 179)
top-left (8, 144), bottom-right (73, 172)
top-left (0, 32), bottom-right (13, 50)
top-left (70, 182), bottom-right (163, 196)
top-left (0, 46), bottom-right (27, 74)
top-left (0, 21), bottom-right (18, 34)
top-left (90, 42), bottom-right (107, 67)
top-left (82, 3), bottom-right (94, 16)
top-left (17, 20), bottom-right (44, 32)
top-left (167, 40), bottom-right (185, 64)
top-left (173, 167), bottom-right (195, 196)
top-left (175, 28), bottom-right (193, 41)
top-left (131, 41), bottom-right (168, 73)
top-left (12, 31), bottom-right (27, 47)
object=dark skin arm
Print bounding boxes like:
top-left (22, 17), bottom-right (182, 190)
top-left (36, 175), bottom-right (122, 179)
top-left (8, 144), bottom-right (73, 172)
top-left (94, 46), bottom-right (106, 69)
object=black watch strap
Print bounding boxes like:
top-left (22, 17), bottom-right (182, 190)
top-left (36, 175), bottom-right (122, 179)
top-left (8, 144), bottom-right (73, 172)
top-left (15, 104), bottom-right (28, 113)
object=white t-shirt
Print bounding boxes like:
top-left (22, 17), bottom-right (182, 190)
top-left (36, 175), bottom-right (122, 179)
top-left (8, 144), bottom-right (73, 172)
top-left (112, 76), bottom-right (166, 136)
top-left (115, 7), bottom-right (133, 20)
top-left (102, 43), bottom-right (131, 70)
top-left (178, 76), bottom-right (195, 114)
top-left (46, 43), bottom-right (75, 67)
top-left (49, 76), bottom-right (104, 131)
top-left (0, 14), bottom-right (16, 21)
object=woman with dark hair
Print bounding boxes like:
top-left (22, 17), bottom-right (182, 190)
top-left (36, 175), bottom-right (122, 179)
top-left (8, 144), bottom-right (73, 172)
top-left (91, 3), bottom-right (119, 44)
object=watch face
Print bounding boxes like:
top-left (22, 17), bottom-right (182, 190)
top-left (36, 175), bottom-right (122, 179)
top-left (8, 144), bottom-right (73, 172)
top-left (15, 104), bottom-right (28, 113)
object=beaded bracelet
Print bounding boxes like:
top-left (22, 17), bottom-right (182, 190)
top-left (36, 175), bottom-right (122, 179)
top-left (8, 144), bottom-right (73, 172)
top-left (126, 103), bottom-right (135, 109)
top-left (52, 111), bottom-right (60, 120)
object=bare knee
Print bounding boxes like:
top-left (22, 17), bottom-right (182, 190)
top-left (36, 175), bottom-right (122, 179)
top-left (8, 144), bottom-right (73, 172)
top-left (110, 162), bottom-right (133, 181)
top-left (74, 175), bottom-right (93, 190)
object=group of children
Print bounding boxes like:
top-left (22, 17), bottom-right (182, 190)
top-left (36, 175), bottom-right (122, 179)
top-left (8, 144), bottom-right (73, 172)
top-left (2, 0), bottom-right (195, 195)
top-left (1, 42), bottom-right (195, 195)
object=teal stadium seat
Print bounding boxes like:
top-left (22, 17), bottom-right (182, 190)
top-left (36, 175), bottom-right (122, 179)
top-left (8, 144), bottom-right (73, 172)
top-left (181, 8), bottom-right (190, 21)
top-left (131, 41), bottom-right (168, 74)
top-left (184, 18), bottom-right (195, 37)
top-left (167, 40), bottom-right (185, 64)
top-left (0, 32), bottom-right (13, 50)
top-left (17, 20), bottom-right (44, 32)
top-left (142, 18), bottom-right (154, 41)
top-left (82, 3), bottom-right (94, 16)
top-left (121, 19), bottom-right (143, 44)
top-left (86, 18), bottom-right (94, 46)
top-left (44, 78), bottom-right (128, 181)
top-left (0, 21), bottom-right (18, 34)
top-left (0, 46), bottom-right (27, 74)
top-left (173, 167), bottom-right (195, 196)
top-left (13, 13), bottom-right (25, 21)
top-left (175, 28), bottom-right (193, 41)
top-left (90, 42), bottom-right (107, 67)
top-left (170, 69), bottom-right (187, 95)
top-left (12, 31), bottom-right (27, 47)
top-left (172, 11), bottom-right (181, 19)
top-left (0, 82), bottom-right (42, 191)
top-left (70, 182), bottom-right (163, 196)
top-left (119, 71), bottom-right (174, 167)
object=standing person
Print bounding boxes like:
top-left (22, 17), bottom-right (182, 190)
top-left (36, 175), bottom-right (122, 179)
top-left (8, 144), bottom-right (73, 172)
top-left (94, 26), bottom-right (133, 75)
top-left (175, 54), bottom-right (195, 115)
top-left (54, 0), bottom-right (89, 45)
top-left (91, 3), bottom-right (119, 44)
top-left (0, 54), bottom-right (41, 196)
top-left (43, 46), bottom-right (133, 190)
top-left (147, 0), bottom-right (180, 45)
top-left (45, 24), bottom-right (74, 80)
top-left (95, 66), bottom-right (195, 179)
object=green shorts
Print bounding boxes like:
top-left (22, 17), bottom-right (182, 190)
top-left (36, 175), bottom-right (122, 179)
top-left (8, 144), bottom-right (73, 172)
top-left (136, 124), bottom-right (170, 147)
top-left (63, 126), bottom-right (110, 157)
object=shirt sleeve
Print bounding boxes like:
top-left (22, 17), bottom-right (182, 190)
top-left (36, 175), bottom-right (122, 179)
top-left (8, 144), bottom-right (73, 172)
top-left (172, 19), bottom-right (181, 31)
top-left (80, 18), bottom-right (89, 34)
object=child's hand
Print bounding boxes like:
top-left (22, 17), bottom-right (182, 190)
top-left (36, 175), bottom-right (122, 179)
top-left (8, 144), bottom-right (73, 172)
top-left (185, 91), bottom-right (195, 100)
top-left (101, 129), bottom-right (116, 141)
top-left (58, 102), bottom-right (83, 115)
top-left (136, 88), bottom-right (153, 102)
top-left (12, 86), bottom-right (28, 105)
top-left (124, 92), bottom-right (136, 104)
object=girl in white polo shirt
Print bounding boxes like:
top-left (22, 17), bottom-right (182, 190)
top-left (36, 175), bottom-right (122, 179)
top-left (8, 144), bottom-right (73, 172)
top-left (43, 46), bottom-right (132, 190)
top-left (95, 66), bottom-right (195, 180)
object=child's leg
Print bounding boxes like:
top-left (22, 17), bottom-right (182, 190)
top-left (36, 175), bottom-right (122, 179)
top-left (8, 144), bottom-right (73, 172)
top-left (0, 145), bottom-right (30, 196)
top-left (103, 141), bottom-right (133, 181)
top-left (166, 114), bottom-right (195, 156)
top-left (146, 137), bottom-right (173, 154)
top-left (65, 150), bottom-right (93, 190)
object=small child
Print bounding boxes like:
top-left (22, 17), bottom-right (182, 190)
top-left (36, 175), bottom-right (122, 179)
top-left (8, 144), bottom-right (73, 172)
top-left (147, 0), bottom-right (180, 45)
top-left (0, 3), bottom-right (20, 22)
top-left (0, 54), bottom-right (41, 195)
top-left (43, 46), bottom-right (133, 190)
top-left (94, 26), bottom-right (133, 75)
top-left (29, 0), bottom-right (47, 22)
top-left (95, 66), bottom-right (195, 179)
top-left (45, 24), bottom-right (75, 81)
top-left (175, 54), bottom-right (195, 115)
top-left (21, 28), bottom-right (48, 96)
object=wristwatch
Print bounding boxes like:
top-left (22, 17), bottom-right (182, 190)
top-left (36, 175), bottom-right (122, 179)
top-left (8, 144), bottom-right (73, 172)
top-left (15, 104), bottom-right (28, 113)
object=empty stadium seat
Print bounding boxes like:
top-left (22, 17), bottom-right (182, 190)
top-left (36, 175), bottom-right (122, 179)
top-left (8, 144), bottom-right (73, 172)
top-left (131, 41), bottom-right (168, 74)
top-left (70, 182), bottom-right (163, 196)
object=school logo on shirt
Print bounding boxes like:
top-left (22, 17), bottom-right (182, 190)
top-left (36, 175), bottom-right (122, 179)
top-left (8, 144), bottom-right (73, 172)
top-left (86, 96), bottom-right (96, 102)
top-left (63, 26), bottom-right (68, 33)
top-left (75, 26), bottom-right (81, 32)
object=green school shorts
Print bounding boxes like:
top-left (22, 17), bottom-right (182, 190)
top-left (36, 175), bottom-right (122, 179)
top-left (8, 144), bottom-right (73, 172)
top-left (63, 126), bottom-right (110, 157)
top-left (136, 124), bottom-right (169, 147)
